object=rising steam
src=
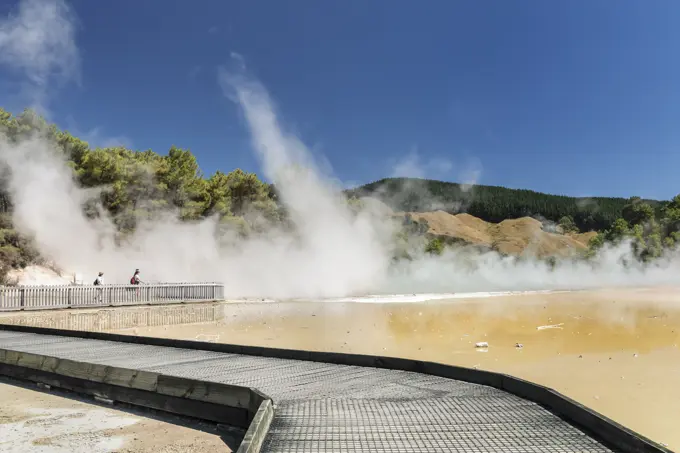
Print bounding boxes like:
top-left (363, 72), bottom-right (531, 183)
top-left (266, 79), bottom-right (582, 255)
top-left (1, 0), bottom-right (679, 298)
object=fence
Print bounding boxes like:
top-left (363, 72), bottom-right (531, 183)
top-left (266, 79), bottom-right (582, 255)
top-left (0, 283), bottom-right (225, 311)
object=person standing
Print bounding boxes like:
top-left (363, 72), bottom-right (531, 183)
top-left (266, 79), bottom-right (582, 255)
top-left (129, 269), bottom-right (142, 301)
top-left (130, 269), bottom-right (142, 285)
top-left (93, 272), bottom-right (104, 303)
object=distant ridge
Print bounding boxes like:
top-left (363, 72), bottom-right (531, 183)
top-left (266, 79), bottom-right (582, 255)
top-left (346, 177), bottom-right (662, 232)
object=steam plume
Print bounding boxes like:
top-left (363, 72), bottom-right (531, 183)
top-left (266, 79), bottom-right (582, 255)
top-left (1, 0), bottom-right (679, 298)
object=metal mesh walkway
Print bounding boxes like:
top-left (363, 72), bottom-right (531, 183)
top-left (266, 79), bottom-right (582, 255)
top-left (0, 330), bottom-right (614, 452)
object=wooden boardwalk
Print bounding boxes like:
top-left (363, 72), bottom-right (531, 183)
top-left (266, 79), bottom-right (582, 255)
top-left (0, 330), bottom-right (617, 452)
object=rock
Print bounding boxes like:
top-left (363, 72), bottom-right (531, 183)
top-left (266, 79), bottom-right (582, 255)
top-left (7, 265), bottom-right (75, 286)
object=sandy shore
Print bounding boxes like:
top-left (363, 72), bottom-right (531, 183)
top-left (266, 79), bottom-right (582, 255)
top-left (0, 377), bottom-right (241, 453)
top-left (117, 286), bottom-right (680, 451)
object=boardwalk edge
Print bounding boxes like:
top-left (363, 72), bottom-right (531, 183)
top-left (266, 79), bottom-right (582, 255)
top-left (0, 323), bottom-right (673, 453)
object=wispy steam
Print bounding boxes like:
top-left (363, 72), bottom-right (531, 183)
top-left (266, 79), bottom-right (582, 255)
top-left (0, 0), bottom-right (79, 109)
top-left (390, 147), bottom-right (453, 180)
top-left (217, 58), bottom-right (392, 296)
top-left (65, 119), bottom-right (133, 149)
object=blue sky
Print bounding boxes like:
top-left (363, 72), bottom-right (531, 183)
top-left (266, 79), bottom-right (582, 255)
top-left (1, 0), bottom-right (679, 200)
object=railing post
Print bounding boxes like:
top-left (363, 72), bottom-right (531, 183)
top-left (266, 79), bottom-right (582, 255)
top-left (20, 288), bottom-right (25, 310)
top-left (68, 287), bottom-right (72, 308)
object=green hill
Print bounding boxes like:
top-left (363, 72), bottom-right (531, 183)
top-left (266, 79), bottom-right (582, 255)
top-left (346, 177), bottom-right (663, 232)
top-left (0, 108), bottom-right (675, 278)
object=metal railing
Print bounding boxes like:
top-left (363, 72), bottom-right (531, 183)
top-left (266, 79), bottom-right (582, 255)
top-left (0, 282), bottom-right (225, 311)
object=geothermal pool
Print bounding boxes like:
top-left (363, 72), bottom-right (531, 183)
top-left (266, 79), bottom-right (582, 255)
top-left (116, 286), bottom-right (680, 450)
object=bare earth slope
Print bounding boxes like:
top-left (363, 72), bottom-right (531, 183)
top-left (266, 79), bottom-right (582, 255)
top-left (403, 210), bottom-right (596, 257)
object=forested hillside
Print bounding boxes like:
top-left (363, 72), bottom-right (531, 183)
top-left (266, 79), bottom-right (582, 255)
top-left (0, 108), bottom-right (281, 278)
top-left (0, 108), bottom-right (678, 282)
top-left (347, 177), bottom-right (663, 232)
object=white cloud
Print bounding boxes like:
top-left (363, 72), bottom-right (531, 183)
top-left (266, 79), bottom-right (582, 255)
top-left (459, 157), bottom-right (482, 192)
top-left (0, 0), bottom-right (80, 108)
top-left (0, 1), bottom-right (128, 147)
top-left (390, 147), bottom-right (453, 180)
top-left (81, 126), bottom-right (133, 149)
top-left (63, 116), bottom-right (133, 149)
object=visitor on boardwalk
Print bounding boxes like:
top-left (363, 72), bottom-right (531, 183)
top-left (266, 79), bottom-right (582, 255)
top-left (130, 269), bottom-right (142, 285)
top-left (93, 272), bottom-right (104, 302)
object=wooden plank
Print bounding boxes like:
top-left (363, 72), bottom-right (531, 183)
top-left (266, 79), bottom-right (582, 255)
top-left (156, 374), bottom-right (251, 409)
top-left (0, 349), bottom-right (160, 393)
top-left (102, 366), bottom-right (159, 391)
top-left (237, 399), bottom-right (274, 453)
top-left (0, 362), bottom-right (251, 429)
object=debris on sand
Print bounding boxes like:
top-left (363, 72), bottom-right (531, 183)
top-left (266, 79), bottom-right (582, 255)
top-left (515, 343), bottom-right (524, 349)
top-left (537, 323), bottom-right (564, 330)
top-left (195, 334), bottom-right (220, 343)
top-left (475, 342), bottom-right (489, 348)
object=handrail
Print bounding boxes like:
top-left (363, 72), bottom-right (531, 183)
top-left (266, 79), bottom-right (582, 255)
top-left (0, 282), bottom-right (225, 311)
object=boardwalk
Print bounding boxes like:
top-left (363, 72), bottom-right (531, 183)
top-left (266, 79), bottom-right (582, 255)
top-left (0, 329), bottom-right (617, 453)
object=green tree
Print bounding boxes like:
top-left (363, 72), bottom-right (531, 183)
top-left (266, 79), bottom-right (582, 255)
top-left (0, 107), bottom-right (293, 270)
top-left (223, 169), bottom-right (271, 216)
top-left (425, 238), bottom-right (444, 256)
top-left (348, 177), bottom-right (662, 232)
top-left (202, 171), bottom-right (232, 218)
top-left (622, 197), bottom-right (655, 226)
top-left (346, 196), bottom-right (365, 215)
top-left (156, 146), bottom-right (207, 219)
top-left (606, 218), bottom-right (630, 242)
top-left (660, 195), bottom-right (680, 237)
top-left (585, 232), bottom-right (605, 258)
top-left (558, 215), bottom-right (579, 233)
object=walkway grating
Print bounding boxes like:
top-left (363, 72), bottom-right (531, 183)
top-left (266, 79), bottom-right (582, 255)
top-left (0, 330), bottom-right (614, 453)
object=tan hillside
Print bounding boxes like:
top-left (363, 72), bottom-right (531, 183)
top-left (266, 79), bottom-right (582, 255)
top-left (403, 210), bottom-right (594, 257)
top-left (570, 231), bottom-right (598, 245)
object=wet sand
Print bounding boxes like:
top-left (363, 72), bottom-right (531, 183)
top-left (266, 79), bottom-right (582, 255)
top-left (0, 377), bottom-right (241, 452)
top-left (117, 287), bottom-right (680, 451)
